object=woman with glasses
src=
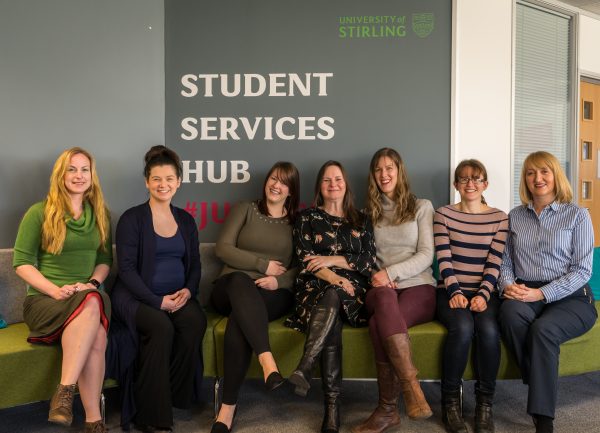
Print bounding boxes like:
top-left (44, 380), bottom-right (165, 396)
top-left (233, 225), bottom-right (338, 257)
top-left (434, 159), bottom-right (508, 433)
top-left (498, 151), bottom-right (597, 433)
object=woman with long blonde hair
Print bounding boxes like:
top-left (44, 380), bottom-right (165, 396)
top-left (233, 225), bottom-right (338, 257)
top-left (14, 147), bottom-right (112, 433)
top-left (352, 148), bottom-right (436, 433)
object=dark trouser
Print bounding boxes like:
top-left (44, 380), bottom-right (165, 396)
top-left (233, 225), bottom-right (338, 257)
top-left (134, 300), bottom-right (206, 428)
top-left (436, 289), bottom-right (501, 395)
top-left (366, 284), bottom-right (436, 362)
top-left (211, 272), bottom-right (294, 405)
top-left (499, 284), bottom-right (597, 418)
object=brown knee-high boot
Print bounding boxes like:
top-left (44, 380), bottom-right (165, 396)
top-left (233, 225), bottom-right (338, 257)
top-left (384, 334), bottom-right (432, 420)
top-left (351, 362), bottom-right (401, 433)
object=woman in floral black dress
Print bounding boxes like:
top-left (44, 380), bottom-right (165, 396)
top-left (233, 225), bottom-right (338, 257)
top-left (285, 160), bottom-right (376, 433)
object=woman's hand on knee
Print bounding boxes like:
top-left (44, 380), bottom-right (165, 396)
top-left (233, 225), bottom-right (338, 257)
top-left (469, 295), bottom-right (487, 312)
top-left (370, 269), bottom-right (392, 288)
top-left (449, 293), bottom-right (469, 309)
top-left (55, 284), bottom-right (80, 300)
top-left (255, 276), bottom-right (278, 290)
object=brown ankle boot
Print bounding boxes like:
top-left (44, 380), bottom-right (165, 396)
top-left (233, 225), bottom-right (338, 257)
top-left (84, 420), bottom-right (109, 433)
top-left (351, 362), bottom-right (401, 433)
top-left (48, 383), bottom-right (76, 426)
top-left (384, 334), bottom-right (432, 420)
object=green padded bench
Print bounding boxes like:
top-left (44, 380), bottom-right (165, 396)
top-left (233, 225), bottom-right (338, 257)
top-left (0, 246), bottom-right (225, 411)
top-left (213, 303), bottom-right (600, 381)
top-left (2, 244), bottom-right (600, 413)
top-left (213, 246), bottom-right (600, 388)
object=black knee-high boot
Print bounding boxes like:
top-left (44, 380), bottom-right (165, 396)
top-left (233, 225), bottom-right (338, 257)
top-left (320, 317), bottom-right (343, 433)
top-left (288, 304), bottom-right (339, 396)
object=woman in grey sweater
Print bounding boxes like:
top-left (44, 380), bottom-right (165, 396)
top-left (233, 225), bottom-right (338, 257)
top-left (353, 148), bottom-right (436, 433)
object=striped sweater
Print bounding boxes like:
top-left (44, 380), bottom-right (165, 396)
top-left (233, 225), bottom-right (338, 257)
top-left (434, 205), bottom-right (509, 300)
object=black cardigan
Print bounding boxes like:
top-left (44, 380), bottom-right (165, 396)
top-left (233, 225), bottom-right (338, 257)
top-left (107, 201), bottom-right (202, 429)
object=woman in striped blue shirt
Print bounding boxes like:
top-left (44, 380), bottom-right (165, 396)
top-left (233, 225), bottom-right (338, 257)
top-left (499, 151), bottom-right (597, 433)
top-left (434, 159), bottom-right (509, 433)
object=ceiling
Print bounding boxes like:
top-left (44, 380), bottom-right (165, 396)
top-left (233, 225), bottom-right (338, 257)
top-left (559, 0), bottom-right (600, 15)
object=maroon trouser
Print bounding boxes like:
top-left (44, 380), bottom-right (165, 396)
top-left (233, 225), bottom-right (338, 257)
top-left (365, 284), bottom-right (436, 362)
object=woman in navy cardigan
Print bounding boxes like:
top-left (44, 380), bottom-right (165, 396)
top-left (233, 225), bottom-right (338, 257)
top-left (110, 146), bottom-right (206, 431)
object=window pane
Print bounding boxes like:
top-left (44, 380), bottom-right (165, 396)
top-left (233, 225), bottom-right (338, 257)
top-left (514, 3), bottom-right (572, 207)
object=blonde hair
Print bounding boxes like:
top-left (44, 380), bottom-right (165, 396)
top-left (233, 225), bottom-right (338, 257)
top-left (454, 159), bottom-right (488, 205)
top-left (42, 147), bottom-right (110, 254)
top-left (519, 151), bottom-right (572, 205)
top-left (367, 148), bottom-right (416, 225)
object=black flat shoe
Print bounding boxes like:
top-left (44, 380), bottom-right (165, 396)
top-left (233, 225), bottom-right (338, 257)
top-left (210, 421), bottom-right (230, 433)
top-left (265, 371), bottom-right (285, 391)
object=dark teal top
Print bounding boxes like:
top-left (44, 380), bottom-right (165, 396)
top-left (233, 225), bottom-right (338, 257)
top-left (152, 230), bottom-right (186, 296)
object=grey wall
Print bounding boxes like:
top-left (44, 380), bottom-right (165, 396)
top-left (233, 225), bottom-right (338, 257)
top-left (166, 0), bottom-right (451, 241)
top-left (0, 0), bottom-right (164, 248)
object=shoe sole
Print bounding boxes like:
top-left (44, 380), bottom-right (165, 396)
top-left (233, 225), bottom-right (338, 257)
top-left (288, 374), bottom-right (309, 397)
top-left (48, 416), bottom-right (72, 427)
top-left (408, 410), bottom-right (433, 420)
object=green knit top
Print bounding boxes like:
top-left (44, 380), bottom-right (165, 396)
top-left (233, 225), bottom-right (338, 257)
top-left (215, 201), bottom-right (297, 291)
top-left (13, 201), bottom-right (112, 296)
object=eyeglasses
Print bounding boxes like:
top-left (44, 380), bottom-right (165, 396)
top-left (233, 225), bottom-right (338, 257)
top-left (457, 177), bottom-right (485, 185)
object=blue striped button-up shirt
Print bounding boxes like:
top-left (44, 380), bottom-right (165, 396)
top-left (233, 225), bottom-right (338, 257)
top-left (498, 202), bottom-right (594, 303)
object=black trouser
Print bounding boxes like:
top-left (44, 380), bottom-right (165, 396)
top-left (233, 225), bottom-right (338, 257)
top-left (211, 272), bottom-right (294, 405)
top-left (436, 289), bottom-right (501, 395)
top-left (134, 299), bottom-right (206, 428)
top-left (499, 283), bottom-right (597, 418)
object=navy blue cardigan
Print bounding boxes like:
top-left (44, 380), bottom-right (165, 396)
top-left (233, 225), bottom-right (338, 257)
top-left (107, 201), bottom-right (202, 429)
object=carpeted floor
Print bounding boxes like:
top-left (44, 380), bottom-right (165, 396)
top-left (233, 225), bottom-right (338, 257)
top-left (1, 372), bottom-right (599, 433)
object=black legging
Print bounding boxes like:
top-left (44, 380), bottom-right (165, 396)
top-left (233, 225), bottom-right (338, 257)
top-left (211, 271), bottom-right (294, 404)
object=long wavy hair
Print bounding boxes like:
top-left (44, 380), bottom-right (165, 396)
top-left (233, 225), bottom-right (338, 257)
top-left (42, 147), bottom-right (109, 254)
top-left (367, 148), bottom-right (416, 225)
top-left (519, 151), bottom-right (572, 205)
top-left (313, 160), bottom-right (363, 228)
top-left (257, 161), bottom-right (300, 224)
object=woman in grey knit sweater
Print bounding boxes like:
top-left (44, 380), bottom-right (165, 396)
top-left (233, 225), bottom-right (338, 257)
top-left (353, 148), bottom-right (436, 433)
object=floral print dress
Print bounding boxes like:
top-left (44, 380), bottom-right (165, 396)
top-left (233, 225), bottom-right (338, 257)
top-left (284, 207), bottom-right (376, 332)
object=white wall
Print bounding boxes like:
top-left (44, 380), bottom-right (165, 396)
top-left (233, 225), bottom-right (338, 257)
top-left (452, 1), bottom-right (600, 212)
top-left (580, 14), bottom-right (600, 77)
top-left (452, 0), bottom-right (513, 211)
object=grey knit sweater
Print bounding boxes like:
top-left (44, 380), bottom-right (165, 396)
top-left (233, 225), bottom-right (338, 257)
top-left (373, 195), bottom-right (436, 289)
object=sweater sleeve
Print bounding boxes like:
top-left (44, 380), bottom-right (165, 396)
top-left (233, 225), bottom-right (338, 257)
top-left (434, 207), bottom-right (462, 297)
top-left (13, 203), bottom-right (44, 268)
top-left (477, 212), bottom-right (509, 300)
top-left (215, 202), bottom-right (269, 273)
top-left (385, 200), bottom-right (435, 282)
top-left (115, 210), bottom-right (163, 309)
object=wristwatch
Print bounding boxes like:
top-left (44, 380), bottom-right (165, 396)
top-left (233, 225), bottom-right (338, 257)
top-left (88, 278), bottom-right (101, 289)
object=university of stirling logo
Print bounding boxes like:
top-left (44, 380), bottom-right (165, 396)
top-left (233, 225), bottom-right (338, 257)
top-left (412, 13), bottom-right (434, 38)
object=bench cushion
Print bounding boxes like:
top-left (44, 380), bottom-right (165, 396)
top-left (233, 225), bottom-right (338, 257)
top-left (215, 302), bottom-right (600, 380)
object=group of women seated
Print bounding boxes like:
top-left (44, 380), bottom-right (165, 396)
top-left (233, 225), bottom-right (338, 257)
top-left (13, 145), bottom-right (596, 433)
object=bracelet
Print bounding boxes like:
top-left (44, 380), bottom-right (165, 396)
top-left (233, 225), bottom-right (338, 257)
top-left (88, 278), bottom-right (101, 289)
